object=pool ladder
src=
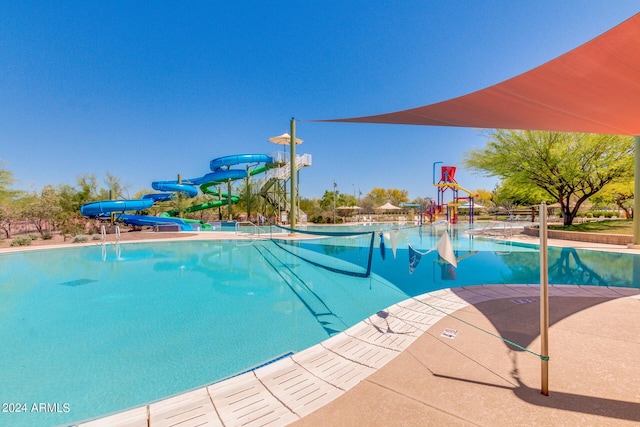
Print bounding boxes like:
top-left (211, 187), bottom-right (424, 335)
top-left (100, 225), bottom-right (121, 261)
top-left (100, 225), bottom-right (121, 244)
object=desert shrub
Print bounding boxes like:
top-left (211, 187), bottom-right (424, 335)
top-left (42, 232), bottom-right (53, 240)
top-left (589, 211), bottom-right (617, 218)
top-left (91, 234), bottom-right (101, 240)
top-left (28, 234), bottom-right (39, 240)
top-left (71, 235), bottom-right (89, 243)
top-left (11, 237), bottom-right (32, 246)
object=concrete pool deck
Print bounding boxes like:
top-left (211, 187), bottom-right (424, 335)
top-left (3, 230), bottom-right (639, 426)
top-left (75, 283), bottom-right (640, 427)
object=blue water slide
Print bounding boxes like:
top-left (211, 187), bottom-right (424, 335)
top-left (151, 181), bottom-right (198, 198)
top-left (80, 199), bottom-right (155, 217)
top-left (209, 154), bottom-right (274, 171)
top-left (80, 153), bottom-right (275, 226)
top-left (189, 169), bottom-right (248, 185)
top-left (142, 193), bottom-right (174, 202)
top-left (118, 214), bottom-right (196, 231)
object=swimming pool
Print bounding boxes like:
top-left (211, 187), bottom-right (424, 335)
top-left (0, 226), bottom-right (637, 426)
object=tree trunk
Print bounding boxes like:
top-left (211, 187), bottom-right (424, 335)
top-left (616, 201), bottom-right (632, 219)
top-left (561, 204), bottom-right (574, 226)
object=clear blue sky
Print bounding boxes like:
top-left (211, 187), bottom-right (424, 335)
top-left (2, 2), bottom-right (639, 201)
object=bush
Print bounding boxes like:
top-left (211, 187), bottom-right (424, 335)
top-left (28, 234), bottom-right (39, 240)
top-left (71, 235), bottom-right (89, 243)
top-left (42, 232), bottom-right (53, 240)
top-left (92, 234), bottom-right (102, 240)
top-left (311, 215), bottom-right (333, 224)
top-left (589, 211), bottom-right (618, 219)
top-left (11, 237), bottom-right (32, 247)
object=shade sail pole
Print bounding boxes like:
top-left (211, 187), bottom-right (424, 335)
top-left (539, 201), bottom-right (549, 396)
top-left (290, 118), bottom-right (297, 230)
top-left (633, 136), bottom-right (640, 245)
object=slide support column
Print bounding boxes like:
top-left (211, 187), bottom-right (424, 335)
top-left (290, 118), bottom-right (297, 230)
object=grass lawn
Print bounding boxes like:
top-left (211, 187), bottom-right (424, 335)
top-left (549, 219), bottom-right (633, 235)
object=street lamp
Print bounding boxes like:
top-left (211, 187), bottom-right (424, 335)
top-left (333, 179), bottom-right (337, 224)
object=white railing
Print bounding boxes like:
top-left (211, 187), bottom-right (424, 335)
top-left (468, 221), bottom-right (524, 237)
top-left (254, 153), bottom-right (312, 195)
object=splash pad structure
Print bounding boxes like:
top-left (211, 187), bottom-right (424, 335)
top-left (433, 165), bottom-right (478, 224)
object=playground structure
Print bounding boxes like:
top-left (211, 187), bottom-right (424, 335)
top-left (80, 149), bottom-right (312, 231)
top-left (432, 164), bottom-right (478, 225)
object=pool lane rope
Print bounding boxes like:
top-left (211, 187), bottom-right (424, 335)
top-left (413, 297), bottom-right (550, 362)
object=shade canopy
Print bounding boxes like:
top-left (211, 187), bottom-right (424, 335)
top-left (318, 13), bottom-right (640, 135)
top-left (269, 132), bottom-right (303, 145)
top-left (375, 202), bottom-right (401, 210)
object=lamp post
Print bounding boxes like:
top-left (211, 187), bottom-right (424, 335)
top-left (333, 179), bottom-right (337, 224)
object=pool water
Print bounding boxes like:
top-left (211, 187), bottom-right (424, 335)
top-left (0, 239), bottom-right (404, 426)
top-left (0, 227), bottom-right (638, 426)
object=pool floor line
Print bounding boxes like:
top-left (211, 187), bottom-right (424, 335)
top-left (74, 284), bottom-right (640, 427)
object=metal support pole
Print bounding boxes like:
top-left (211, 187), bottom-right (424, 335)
top-left (227, 179), bottom-right (232, 221)
top-left (539, 201), bottom-right (550, 396)
top-left (177, 174), bottom-right (182, 218)
top-left (333, 179), bottom-right (337, 224)
top-left (633, 136), bottom-right (640, 245)
top-left (432, 161), bottom-right (442, 185)
top-left (289, 118), bottom-right (297, 229)
top-left (218, 185), bottom-right (222, 220)
top-left (109, 189), bottom-right (115, 225)
top-left (246, 164), bottom-right (251, 221)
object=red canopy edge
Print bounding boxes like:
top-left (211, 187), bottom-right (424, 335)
top-left (313, 13), bottom-right (640, 135)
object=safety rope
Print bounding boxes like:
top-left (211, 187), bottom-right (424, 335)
top-left (413, 297), bottom-right (550, 362)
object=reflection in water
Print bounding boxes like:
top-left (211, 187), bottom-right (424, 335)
top-left (498, 246), bottom-right (634, 287)
top-left (549, 248), bottom-right (607, 286)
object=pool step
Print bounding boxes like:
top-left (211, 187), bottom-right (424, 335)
top-left (253, 243), bottom-right (345, 336)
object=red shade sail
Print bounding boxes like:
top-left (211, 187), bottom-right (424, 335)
top-left (319, 13), bottom-right (640, 135)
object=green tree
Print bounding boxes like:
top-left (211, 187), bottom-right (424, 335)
top-left (22, 185), bottom-right (63, 236)
top-left (0, 164), bottom-right (22, 238)
top-left (474, 189), bottom-right (494, 208)
top-left (0, 200), bottom-right (20, 238)
top-left (319, 190), bottom-right (339, 211)
top-left (98, 172), bottom-right (129, 200)
top-left (492, 177), bottom-right (550, 210)
top-left (464, 130), bottom-right (633, 225)
top-left (299, 197), bottom-right (321, 218)
top-left (0, 164), bottom-right (18, 200)
top-left (590, 180), bottom-right (634, 219)
top-left (366, 187), bottom-right (409, 207)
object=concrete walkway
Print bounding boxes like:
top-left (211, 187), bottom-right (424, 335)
top-left (293, 286), bottom-right (640, 427)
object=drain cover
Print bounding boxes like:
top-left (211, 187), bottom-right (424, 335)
top-left (441, 328), bottom-right (458, 339)
top-left (59, 278), bottom-right (98, 287)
